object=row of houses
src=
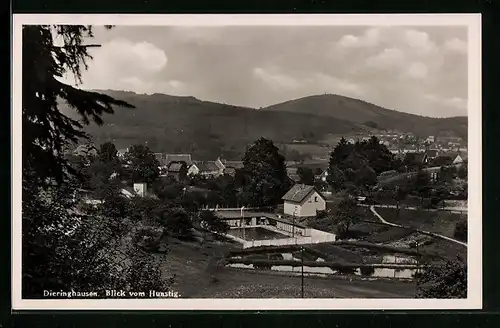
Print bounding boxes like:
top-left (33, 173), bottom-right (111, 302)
top-left (394, 149), bottom-right (467, 166)
top-left (152, 154), bottom-right (246, 180)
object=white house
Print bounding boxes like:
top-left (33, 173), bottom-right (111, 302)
top-left (453, 154), bottom-right (465, 165)
top-left (133, 182), bottom-right (147, 197)
top-left (281, 184), bottom-right (326, 217)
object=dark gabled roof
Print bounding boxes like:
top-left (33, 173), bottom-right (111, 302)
top-left (282, 184), bottom-right (322, 203)
top-left (193, 161), bottom-right (220, 172)
top-left (165, 154), bottom-right (192, 166)
top-left (439, 151), bottom-right (460, 159)
top-left (432, 155), bottom-right (454, 166)
top-left (223, 161), bottom-right (245, 169)
top-left (154, 153), bottom-right (164, 163)
top-left (168, 162), bottom-right (185, 173)
top-left (286, 167), bottom-right (300, 182)
top-left (424, 149), bottom-right (439, 158)
top-left (405, 152), bottom-right (427, 163)
top-left (117, 148), bottom-right (128, 156)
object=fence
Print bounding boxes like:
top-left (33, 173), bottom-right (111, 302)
top-left (241, 234), bottom-right (336, 249)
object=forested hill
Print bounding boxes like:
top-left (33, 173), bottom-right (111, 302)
top-left (261, 94), bottom-right (467, 140)
top-left (59, 90), bottom-right (366, 160)
top-left (59, 90), bottom-right (467, 160)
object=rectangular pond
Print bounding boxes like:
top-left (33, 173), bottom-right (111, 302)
top-left (227, 227), bottom-right (288, 241)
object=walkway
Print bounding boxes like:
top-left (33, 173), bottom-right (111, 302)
top-left (358, 203), bottom-right (467, 214)
top-left (369, 205), bottom-right (467, 247)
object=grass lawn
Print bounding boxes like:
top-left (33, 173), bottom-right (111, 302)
top-left (375, 208), bottom-right (465, 238)
top-left (195, 268), bottom-right (416, 298)
top-left (159, 237), bottom-right (416, 298)
top-left (418, 238), bottom-right (467, 262)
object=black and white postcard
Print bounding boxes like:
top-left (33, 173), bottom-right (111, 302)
top-left (12, 14), bottom-right (482, 310)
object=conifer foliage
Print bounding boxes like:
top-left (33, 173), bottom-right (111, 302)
top-left (22, 25), bottom-right (134, 187)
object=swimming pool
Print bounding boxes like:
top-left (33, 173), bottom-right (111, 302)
top-left (227, 227), bottom-right (288, 241)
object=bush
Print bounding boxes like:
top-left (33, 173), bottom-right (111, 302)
top-left (335, 266), bottom-right (357, 275)
top-left (161, 208), bottom-right (194, 240)
top-left (454, 219), bottom-right (467, 242)
top-left (132, 226), bottom-right (163, 252)
top-left (416, 257), bottom-right (466, 298)
top-left (254, 263), bottom-right (272, 270)
top-left (360, 266), bottom-right (375, 276)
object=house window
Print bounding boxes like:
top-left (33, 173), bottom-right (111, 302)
top-left (314, 196), bottom-right (318, 202)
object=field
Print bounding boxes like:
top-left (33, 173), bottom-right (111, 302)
top-left (283, 143), bottom-right (331, 159)
top-left (375, 208), bottom-right (465, 238)
top-left (159, 238), bottom-right (416, 298)
top-left (313, 204), bottom-right (466, 261)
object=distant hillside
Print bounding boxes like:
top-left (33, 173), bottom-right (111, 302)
top-left (261, 94), bottom-right (467, 139)
top-left (60, 90), bottom-right (366, 160)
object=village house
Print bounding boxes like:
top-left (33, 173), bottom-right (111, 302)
top-left (426, 166), bottom-right (441, 182)
top-left (424, 149), bottom-right (439, 160)
top-left (117, 148), bottom-right (128, 159)
top-left (281, 184), bottom-right (326, 217)
top-left (188, 158), bottom-right (225, 178)
top-left (403, 152), bottom-right (429, 166)
top-left (154, 153), bottom-right (164, 165)
top-left (425, 136), bottom-right (435, 143)
top-left (220, 160), bottom-right (244, 176)
top-left (121, 182), bottom-right (154, 199)
top-left (433, 151), bottom-right (467, 167)
top-left (166, 162), bottom-right (188, 181)
top-left (165, 154), bottom-right (192, 167)
top-left (286, 167), bottom-right (300, 183)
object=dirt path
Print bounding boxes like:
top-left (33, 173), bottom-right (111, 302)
top-left (369, 206), bottom-right (467, 247)
top-left (358, 203), bottom-right (467, 214)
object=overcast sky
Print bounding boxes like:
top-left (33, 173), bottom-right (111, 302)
top-left (62, 25), bottom-right (468, 117)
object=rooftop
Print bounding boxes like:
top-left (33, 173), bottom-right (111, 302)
top-left (193, 161), bottom-right (221, 172)
top-left (165, 154), bottom-right (192, 165)
top-left (282, 184), bottom-right (320, 203)
top-left (168, 162), bottom-right (185, 172)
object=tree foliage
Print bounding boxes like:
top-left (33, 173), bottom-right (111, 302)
top-left (457, 164), bottom-right (468, 179)
top-left (297, 167), bottom-right (315, 185)
top-left (416, 257), bottom-right (467, 299)
top-left (454, 219), bottom-right (467, 242)
top-left (327, 137), bottom-right (392, 193)
top-left (240, 138), bottom-right (291, 207)
top-left (22, 25), bottom-right (133, 187)
top-left (330, 193), bottom-right (361, 236)
top-left (124, 144), bottom-right (160, 184)
top-left (412, 169), bottom-right (432, 203)
top-left (198, 210), bottom-right (230, 235)
top-left (21, 25), bottom-right (172, 298)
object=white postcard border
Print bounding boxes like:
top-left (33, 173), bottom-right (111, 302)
top-left (11, 13), bottom-right (482, 310)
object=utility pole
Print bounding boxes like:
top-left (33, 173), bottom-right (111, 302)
top-left (301, 246), bottom-right (305, 298)
top-left (240, 206), bottom-right (246, 241)
top-left (293, 208), bottom-right (297, 244)
top-left (414, 241), bottom-right (420, 295)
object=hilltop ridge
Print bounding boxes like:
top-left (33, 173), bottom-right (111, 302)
top-left (60, 90), bottom-right (467, 160)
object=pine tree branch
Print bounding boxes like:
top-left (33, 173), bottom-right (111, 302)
top-left (54, 44), bottom-right (102, 49)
